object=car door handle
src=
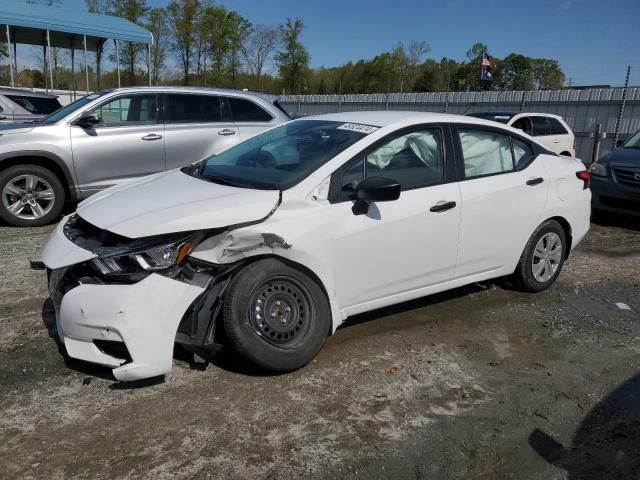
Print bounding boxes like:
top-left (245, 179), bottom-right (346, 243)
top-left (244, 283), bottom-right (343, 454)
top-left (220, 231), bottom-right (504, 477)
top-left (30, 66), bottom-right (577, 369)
top-left (218, 129), bottom-right (236, 136)
top-left (553, 139), bottom-right (560, 143)
top-left (526, 177), bottom-right (544, 186)
top-left (429, 201), bottom-right (457, 213)
top-left (0, 115), bottom-right (7, 120)
top-left (141, 134), bottom-right (162, 141)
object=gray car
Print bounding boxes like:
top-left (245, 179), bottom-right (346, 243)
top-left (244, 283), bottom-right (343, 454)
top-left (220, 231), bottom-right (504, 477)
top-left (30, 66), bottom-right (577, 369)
top-left (0, 87), bottom-right (290, 226)
top-left (0, 87), bottom-right (63, 124)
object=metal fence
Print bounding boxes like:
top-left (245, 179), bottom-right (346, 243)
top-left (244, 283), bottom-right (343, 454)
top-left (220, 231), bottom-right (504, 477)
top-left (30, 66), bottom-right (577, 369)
top-left (280, 87), bottom-right (640, 162)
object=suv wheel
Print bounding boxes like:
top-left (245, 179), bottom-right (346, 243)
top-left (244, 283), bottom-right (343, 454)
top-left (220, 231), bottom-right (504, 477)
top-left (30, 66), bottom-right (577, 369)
top-left (223, 259), bottom-right (330, 372)
top-left (0, 165), bottom-right (65, 227)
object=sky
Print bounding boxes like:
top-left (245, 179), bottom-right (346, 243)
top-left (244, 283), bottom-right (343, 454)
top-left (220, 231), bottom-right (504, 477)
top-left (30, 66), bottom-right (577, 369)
top-left (18, 0), bottom-right (640, 86)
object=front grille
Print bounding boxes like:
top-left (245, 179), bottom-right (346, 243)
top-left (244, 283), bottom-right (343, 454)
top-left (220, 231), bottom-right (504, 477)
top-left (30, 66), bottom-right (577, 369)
top-left (613, 167), bottom-right (640, 187)
top-left (600, 195), bottom-right (640, 212)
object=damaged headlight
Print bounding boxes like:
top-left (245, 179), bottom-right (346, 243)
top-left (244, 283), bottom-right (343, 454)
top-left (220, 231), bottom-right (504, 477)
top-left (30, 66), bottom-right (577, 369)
top-left (91, 234), bottom-right (202, 277)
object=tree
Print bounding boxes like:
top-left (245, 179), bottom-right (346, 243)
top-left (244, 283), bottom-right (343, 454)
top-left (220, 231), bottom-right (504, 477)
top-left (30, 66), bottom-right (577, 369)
top-left (275, 18), bottom-right (310, 94)
top-left (531, 58), bottom-right (565, 90)
top-left (226, 11), bottom-right (252, 88)
top-left (147, 8), bottom-right (170, 84)
top-left (109, 0), bottom-right (150, 85)
top-left (242, 24), bottom-right (279, 90)
top-left (500, 53), bottom-right (533, 90)
top-left (406, 40), bottom-right (430, 91)
top-left (166, 0), bottom-right (200, 85)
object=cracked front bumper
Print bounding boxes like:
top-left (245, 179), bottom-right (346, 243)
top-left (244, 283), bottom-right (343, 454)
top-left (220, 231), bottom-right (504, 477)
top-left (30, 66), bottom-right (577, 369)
top-left (42, 218), bottom-right (204, 381)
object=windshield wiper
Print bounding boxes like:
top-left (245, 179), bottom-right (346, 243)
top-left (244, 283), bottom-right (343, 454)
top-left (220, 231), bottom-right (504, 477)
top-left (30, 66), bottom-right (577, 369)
top-left (200, 174), bottom-right (250, 188)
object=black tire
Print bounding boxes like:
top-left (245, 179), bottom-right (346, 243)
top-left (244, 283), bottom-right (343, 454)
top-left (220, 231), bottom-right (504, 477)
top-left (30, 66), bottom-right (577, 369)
top-left (560, 151), bottom-right (572, 157)
top-left (513, 220), bottom-right (567, 292)
top-left (223, 258), bottom-right (330, 372)
top-left (0, 164), bottom-right (65, 227)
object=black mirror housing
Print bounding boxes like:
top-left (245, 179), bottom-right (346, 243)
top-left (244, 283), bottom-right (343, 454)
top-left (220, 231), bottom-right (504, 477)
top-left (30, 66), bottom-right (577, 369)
top-left (356, 176), bottom-right (401, 202)
top-left (75, 111), bottom-right (100, 128)
top-left (352, 176), bottom-right (401, 215)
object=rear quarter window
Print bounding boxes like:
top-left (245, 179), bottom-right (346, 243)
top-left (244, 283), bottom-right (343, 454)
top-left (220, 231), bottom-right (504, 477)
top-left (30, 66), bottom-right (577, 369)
top-left (226, 97), bottom-right (273, 122)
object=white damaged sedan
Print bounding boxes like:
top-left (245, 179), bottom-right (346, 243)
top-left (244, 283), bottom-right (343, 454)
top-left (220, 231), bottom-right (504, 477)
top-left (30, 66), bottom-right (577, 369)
top-left (41, 112), bottom-right (591, 381)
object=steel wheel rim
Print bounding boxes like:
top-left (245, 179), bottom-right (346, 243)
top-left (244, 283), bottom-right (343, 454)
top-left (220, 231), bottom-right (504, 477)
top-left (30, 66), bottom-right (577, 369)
top-left (247, 276), bottom-right (312, 349)
top-left (2, 174), bottom-right (55, 220)
top-left (532, 232), bottom-right (562, 283)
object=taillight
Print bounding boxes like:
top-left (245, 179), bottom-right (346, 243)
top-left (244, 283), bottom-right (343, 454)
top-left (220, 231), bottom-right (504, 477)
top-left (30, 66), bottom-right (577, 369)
top-left (576, 170), bottom-right (590, 189)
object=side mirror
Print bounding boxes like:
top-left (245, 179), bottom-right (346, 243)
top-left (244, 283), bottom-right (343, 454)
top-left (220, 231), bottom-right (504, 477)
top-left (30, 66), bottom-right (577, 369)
top-left (74, 111), bottom-right (100, 128)
top-left (352, 176), bottom-right (401, 215)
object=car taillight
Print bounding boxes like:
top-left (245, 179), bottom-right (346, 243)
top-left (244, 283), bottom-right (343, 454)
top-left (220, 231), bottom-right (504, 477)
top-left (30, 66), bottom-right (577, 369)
top-left (576, 170), bottom-right (590, 189)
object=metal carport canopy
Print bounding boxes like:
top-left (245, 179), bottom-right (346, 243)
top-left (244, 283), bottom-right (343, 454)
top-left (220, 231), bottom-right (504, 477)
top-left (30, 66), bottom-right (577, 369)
top-left (0, 0), bottom-right (153, 90)
top-left (0, 0), bottom-right (152, 48)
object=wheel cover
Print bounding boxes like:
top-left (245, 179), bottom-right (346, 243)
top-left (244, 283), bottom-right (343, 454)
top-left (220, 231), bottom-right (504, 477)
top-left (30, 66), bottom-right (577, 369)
top-left (2, 174), bottom-right (55, 220)
top-left (532, 232), bottom-right (562, 282)
top-left (247, 276), bottom-right (312, 348)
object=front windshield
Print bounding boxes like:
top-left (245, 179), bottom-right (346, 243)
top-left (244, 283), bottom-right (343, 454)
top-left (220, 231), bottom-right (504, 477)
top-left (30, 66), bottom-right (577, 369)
top-left (39, 91), bottom-right (110, 125)
top-left (196, 120), bottom-right (373, 189)
top-left (622, 130), bottom-right (640, 148)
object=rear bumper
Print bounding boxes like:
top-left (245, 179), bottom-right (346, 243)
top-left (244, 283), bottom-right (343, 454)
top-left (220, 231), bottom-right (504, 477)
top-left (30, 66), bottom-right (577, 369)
top-left (591, 176), bottom-right (640, 216)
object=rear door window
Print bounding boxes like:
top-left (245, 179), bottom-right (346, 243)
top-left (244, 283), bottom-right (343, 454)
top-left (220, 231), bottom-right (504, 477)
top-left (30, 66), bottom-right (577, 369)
top-left (530, 116), bottom-right (551, 136)
top-left (548, 118), bottom-right (568, 135)
top-left (166, 94), bottom-right (223, 123)
top-left (458, 129), bottom-right (514, 178)
top-left (226, 97), bottom-right (273, 122)
top-left (512, 138), bottom-right (535, 169)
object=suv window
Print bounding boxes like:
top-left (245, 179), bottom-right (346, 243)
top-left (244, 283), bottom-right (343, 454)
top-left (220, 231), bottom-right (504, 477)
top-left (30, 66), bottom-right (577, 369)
top-left (339, 129), bottom-right (444, 199)
top-left (166, 94), bottom-right (223, 123)
top-left (226, 96), bottom-right (272, 122)
top-left (548, 117), bottom-right (568, 135)
top-left (5, 95), bottom-right (62, 114)
top-left (530, 116), bottom-right (551, 136)
top-left (459, 129), bottom-right (514, 178)
top-left (94, 94), bottom-right (157, 127)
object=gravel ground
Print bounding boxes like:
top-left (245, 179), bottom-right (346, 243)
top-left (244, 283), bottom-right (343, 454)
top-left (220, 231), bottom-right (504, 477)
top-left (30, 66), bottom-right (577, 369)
top-left (0, 216), bottom-right (639, 480)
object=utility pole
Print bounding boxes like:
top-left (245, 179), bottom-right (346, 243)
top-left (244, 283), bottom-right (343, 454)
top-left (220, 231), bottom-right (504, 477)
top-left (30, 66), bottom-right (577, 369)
top-left (613, 66), bottom-right (631, 150)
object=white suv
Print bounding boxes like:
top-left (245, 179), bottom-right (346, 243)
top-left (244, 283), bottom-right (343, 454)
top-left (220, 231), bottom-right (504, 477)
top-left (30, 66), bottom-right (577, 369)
top-left (467, 112), bottom-right (575, 157)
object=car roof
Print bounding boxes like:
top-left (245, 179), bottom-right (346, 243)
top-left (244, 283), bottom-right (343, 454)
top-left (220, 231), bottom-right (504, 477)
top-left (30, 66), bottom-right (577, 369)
top-left (101, 86), bottom-right (279, 103)
top-left (300, 110), bottom-right (521, 129)
top-left (0, 87), bottom-right (58, 99)
top-left (467, 111), bottom-right (519, 117)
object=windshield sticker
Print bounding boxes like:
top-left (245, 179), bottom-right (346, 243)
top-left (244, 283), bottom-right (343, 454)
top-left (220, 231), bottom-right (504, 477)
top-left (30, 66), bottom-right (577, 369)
top-left (337, 123), bottom-right (379, 134)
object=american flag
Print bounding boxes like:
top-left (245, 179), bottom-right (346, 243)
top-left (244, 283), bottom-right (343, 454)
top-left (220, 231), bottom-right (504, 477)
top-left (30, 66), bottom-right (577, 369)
top-left (481, 53), bottom-right (497, 69)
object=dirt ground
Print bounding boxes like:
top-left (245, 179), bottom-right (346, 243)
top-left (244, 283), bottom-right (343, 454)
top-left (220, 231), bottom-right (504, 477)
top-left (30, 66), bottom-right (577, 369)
top-left (1, 215), bottom-right (639, 480)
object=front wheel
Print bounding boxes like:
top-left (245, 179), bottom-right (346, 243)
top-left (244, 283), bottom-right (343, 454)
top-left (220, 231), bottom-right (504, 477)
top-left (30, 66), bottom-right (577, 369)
top-left (0, 165), bottom-right (65, 227)
top-left (223, 259), bottom-right (330, 372)
top-left (513, 220), bottom-right (567, 292)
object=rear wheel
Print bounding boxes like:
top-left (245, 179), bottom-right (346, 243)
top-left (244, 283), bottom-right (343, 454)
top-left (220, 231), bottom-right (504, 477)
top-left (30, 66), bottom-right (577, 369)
top-left (513, 220), bottom-right (567, 292)
top-left (0, 165), bottom-right (65, 227)
top-left (223, 259), bottom-right (330, 372)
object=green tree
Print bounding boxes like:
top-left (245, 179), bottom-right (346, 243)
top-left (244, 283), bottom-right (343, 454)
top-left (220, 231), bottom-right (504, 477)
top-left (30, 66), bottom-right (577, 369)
top-left (109, 0), bottom-right (150, 85)
top-left (531, 58), bottom-right (565, 89)
top-left (500, 53), bottom-right (533, 90)
top-left (166, 0), bottom-right (200, 85)
top-left (147, 7), bottom-right (170, 85)
top-left (275, 18), bottom-right (310, 94)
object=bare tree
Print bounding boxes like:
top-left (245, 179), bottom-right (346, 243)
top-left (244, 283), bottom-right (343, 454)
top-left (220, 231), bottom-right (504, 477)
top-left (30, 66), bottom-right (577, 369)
top-left (406, 40), bottom-right (430, 91)
top-left (242, 24), bottom-right (279, 90)
top-left (147, 8), bottom-right (170, 84)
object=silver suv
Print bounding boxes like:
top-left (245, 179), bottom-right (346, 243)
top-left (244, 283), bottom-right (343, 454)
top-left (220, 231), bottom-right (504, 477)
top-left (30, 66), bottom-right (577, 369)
top-left (0, 87), bottom-right (290, 226)
top-left (0, 87), bottom-right (63, 124)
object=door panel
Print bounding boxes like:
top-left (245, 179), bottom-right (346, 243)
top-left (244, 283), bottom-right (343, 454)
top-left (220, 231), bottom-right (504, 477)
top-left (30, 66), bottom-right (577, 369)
top-left (163, 93), bottom-right (241, 169)
top-left (70, 93), bottom-right (165, 195)
top-left (330, 183), bottom-right (461, 308)
top-left (454, 128), bottom-right (550, 276)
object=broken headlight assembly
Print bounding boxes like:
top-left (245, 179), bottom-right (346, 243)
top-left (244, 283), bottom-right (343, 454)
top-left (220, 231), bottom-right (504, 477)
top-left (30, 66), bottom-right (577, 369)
top-left (90, 233), bottom-right (203, 280)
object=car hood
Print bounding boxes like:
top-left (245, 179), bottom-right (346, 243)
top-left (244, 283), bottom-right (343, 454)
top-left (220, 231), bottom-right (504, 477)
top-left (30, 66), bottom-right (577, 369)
top-left (77, 170), bottom-right (280, 238)
top-left (599, 148), bottom-right (640, 167)
top-left (0, 122), bottom-right (37, 135)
